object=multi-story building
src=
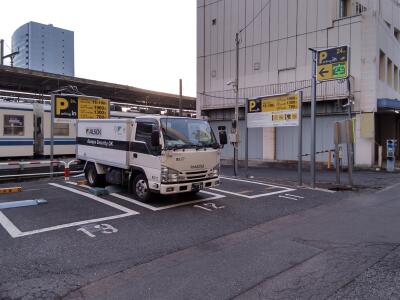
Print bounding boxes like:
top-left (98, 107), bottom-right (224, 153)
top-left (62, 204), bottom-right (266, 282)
top-left (12, 21), bottom-right (74, 76)
top-left (197, 0), bottom-right (400, 167)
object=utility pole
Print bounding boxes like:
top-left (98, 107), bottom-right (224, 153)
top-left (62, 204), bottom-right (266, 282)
top-left (179, 79), bottom-right (183, 117)
top-left (1, 43), bottom-right (19, 67)
top-left (233, 32), bottom-right (240, 176)
top-left (0, 40), bottom-right (4, 65)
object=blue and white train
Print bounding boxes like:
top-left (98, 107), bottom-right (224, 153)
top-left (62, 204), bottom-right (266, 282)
top-left (0, 102), bottom-right (143, 158)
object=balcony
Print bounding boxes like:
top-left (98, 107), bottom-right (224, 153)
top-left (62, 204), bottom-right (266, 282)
top-left (200, 78), bottom-right (351, 110)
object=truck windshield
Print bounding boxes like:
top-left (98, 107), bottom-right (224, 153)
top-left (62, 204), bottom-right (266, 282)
top-left (160, 118), bottom-right (218, 149)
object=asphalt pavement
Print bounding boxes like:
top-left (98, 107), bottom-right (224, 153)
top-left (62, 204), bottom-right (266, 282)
top-left (0, 167), bottom-right (399, 299)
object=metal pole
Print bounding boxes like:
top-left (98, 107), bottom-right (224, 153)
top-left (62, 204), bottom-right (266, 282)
top-left (346, 120), bottom-right (354, 187)
top-left (335, 122), bottom-right (341, 185)
top-left (245, 98), bottom-right (249, 178)
top-left (346, 77), bottom-right (354, 187)
top-left (50, 95), bottom-right (55, 179)
top-left (0, 40), bottom-right (4, 66)
top-left (234, 32), bottom-right (240, 177)
top-left (298, 91), bottom-right (303, 186)
top-left (310, 49), bottom-right (317, 188)
top-left (179, 79), bottom-right (183, 117)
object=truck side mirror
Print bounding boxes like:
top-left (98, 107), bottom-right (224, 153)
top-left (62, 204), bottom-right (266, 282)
top-left (219, 131), bottom-right (227, 145)
top-left (151, 130), bottom-right (160, 147)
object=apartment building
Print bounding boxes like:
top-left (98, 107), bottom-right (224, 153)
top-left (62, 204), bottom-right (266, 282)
top-left (12, 21), bottom-right (74, 76)
top-left (197, 0), bottom-right (400, 167)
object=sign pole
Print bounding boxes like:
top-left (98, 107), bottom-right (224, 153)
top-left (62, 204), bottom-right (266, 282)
top-left (245, 98), bottom-right (249, 178)
top-left (179, 79), bottom-right (183, 117)
top-left (334, 122), bottom-right (341, 185)
top-left (346, 119), bottom-right (354, 187)
top-left (234, 32), bottom-right (240, 177)
top-left (298, 91), bottom-right (303, 186)
top-left (50, 94), bottom-right (55, 179)
top-left (310, 49), bottom-right (317, 189)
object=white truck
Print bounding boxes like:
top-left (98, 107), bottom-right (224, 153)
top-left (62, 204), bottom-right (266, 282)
top-left (76, 116), bottom-right (227, 201)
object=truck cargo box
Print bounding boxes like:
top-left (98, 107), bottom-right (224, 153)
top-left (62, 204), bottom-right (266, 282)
top-left (77, 119), bottom-right (133, 169)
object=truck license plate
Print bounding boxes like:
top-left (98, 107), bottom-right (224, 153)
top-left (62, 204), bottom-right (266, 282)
top-left (192, 182), bottom-right (204, 190)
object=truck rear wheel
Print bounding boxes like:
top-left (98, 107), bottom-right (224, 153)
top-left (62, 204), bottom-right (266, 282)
top-left (133, 173), bottom-right (151, 202)
top-left (85, 163), bottom-right (105, 187)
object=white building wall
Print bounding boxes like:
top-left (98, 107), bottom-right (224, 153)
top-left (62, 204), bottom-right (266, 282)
top-left (198, 0), bottom-right (400, 167)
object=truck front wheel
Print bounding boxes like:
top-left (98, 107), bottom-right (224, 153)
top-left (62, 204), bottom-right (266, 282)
top-left (133, 173), bottom-right (151, 202)
top-left (85, 163), bottom-right (105, 187)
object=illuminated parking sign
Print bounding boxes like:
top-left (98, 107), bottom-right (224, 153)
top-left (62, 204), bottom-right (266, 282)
top-left (247, 93), bottom-right (299, 128)
top-left (316, 46), bottom-right (350, 82)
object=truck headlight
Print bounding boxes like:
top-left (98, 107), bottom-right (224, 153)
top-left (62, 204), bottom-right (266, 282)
top-left (209, 164), bottom-right (219, 177)
top-left (161, 166), bottom-right (179, 183)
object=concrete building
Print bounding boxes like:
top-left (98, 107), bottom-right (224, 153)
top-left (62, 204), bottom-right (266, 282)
top-left (12, 21), bottom-right (74, 76)
top-left (197, 0), bottom-right (400, 167)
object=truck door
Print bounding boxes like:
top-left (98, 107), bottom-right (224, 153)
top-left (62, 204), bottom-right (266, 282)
top-left (131, 119), bottom-right (162, 186)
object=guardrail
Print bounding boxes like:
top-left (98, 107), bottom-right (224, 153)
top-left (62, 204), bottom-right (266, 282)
top-left (0, 159), bottom-right (82, 181)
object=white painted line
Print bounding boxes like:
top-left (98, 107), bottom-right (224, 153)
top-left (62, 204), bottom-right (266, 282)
top-left (0, 211), bottom-right (22, 238)
top-left (220, 176), bottom-right (294, 189)
top-left (110, 193), bottom-right (158, 211)
top-left (155, 191), bottom-right (225, 211)
top-left (17, 213), bottom-right (134, 237)
top-left (49, 183), bottom-right (138, 215)
top-left (285, 194), bottom-right (304, 199)
top-left (110, 190), bottom-right (225, 211)
top-left (279, 195), bottom-right (299, 201)
top-left (0, 183), bottom-right (140, 238)
top-left (212, 176), bottom-right (295, 198)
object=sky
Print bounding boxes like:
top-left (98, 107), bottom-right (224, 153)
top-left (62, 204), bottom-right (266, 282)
top-left (0, 0), bottom-right (196, 97)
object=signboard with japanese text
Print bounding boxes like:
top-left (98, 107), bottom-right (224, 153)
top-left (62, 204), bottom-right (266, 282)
top-left (247, 93), bottom-right (299, 128)
top-left (316, 46), bottom-right (349, 82)
top-left (54, 95), bottom-right (109, 122)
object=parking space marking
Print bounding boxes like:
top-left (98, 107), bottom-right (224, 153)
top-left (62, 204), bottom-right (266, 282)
top-left (49, 183), bottom-right (138, 214)
top-left (0, 183), bottom-right (139, 238)
top-left (0, 211), bottom-right (22, 238)
top-left (16, 213), bottom-right (133, 238)
top-left (285, 194), bottom-right (304, 199)
top-left (279, 195), bottom-right (299, 201)
top-left (211, 176), bottom-right (295, 199)
top-left (110, 190), bottom-right (225, 211)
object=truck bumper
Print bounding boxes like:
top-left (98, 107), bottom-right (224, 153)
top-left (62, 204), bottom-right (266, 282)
top-left (159, 177), bottom-right (220, 195)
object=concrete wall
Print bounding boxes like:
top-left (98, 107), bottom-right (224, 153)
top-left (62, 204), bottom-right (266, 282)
top-left (197, 0), bottom-right (400, 167)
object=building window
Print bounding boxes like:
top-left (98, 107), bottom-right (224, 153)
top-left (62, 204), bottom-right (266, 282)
top-left (212, 19), bottom-right (217, 25)
top-left (395, 65), bottom-right (399, 91)
top-left (339, 0), bottom-right (350, 17)
top-left (4, 115), bottom-right (24, 136)
top-left (355, 2), bottom-right (367, 14)
top-left (387, 58), bottom-right (393, 87)
top-left (379, 50), bottom-right (386, 81)
top-left (54, 123), bottom-right (69, 136)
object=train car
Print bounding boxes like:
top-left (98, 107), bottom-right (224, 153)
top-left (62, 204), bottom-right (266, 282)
top-left (0, 102), bottom-right (35, 158)
top-left (41, 104), bottom-right (76, 156)
top-left (0, 101), bottom-right (155, 159)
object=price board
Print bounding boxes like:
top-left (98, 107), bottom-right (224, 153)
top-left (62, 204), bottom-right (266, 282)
top-left (78, 98), bottom-right (109, 119)
top-left (247, 93), bottom-right (299, 128)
